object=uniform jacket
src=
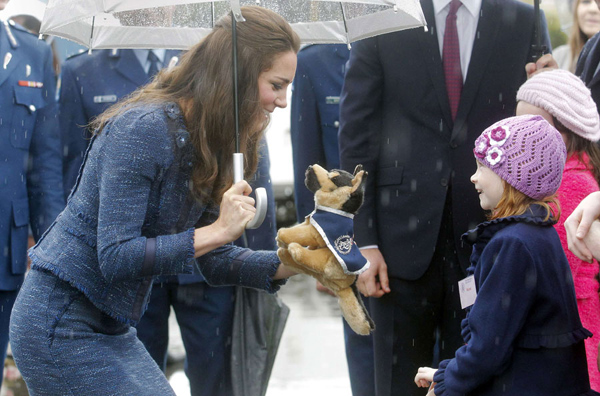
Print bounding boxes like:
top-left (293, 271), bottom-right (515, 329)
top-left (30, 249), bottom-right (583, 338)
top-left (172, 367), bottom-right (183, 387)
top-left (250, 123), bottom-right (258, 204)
top-left (0, 20), bottom-right (64, 290)
top-left (432, 206), bottom-right (596, 396)
top-left (58, 49), bottom-right (277, 287)
top-left (339, 0), bottom-right (551, 279)
top-left (576, 32), bottom-right (600, 114)
top-left (290, 44), bottom-right (350, 221)
top-left (30, 102), bottom-right (283, 325)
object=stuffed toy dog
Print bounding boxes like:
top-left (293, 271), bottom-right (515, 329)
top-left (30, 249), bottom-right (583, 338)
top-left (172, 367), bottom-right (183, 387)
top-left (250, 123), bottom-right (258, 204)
top-left (277, 164), bottom-right (375, 335)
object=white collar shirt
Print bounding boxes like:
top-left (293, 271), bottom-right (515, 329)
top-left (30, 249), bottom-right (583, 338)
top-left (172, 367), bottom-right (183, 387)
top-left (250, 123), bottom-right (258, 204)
top-left (132, 48), bottom-right (167, 74)
top-left (433, 0), bottom-right (482, 82)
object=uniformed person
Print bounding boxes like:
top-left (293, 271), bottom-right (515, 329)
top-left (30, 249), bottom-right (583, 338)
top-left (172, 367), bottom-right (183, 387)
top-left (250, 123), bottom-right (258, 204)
top-left (58, 47), bottom-right (278, 396)
top-left (290, 43), bottom-right (375, 396)
top-left (0, 9), bottom-right (64, 389)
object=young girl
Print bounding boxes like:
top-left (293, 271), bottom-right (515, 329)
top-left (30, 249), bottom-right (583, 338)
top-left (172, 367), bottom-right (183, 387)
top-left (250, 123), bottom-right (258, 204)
top-left (415, 114), bottom-right (598, 396)
top-left (516, 68), bottom-right (600, 390)
top-left (9, 6), bottom-right (299, 395)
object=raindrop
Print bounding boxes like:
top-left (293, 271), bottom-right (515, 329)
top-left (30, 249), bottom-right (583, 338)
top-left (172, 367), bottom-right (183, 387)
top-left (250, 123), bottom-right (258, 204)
top-left (439, 119), bottom-right (443, 131)
top-left (380, 189), bottom-right (390, 206)
top-left (501, 293), bottom-right (511, 310)
top-left (411, 179), bottom-right (417, 192)
top-left (498, 93), bottom-right (502, 102)
top-left (408, 216), bottom-right (418, 231)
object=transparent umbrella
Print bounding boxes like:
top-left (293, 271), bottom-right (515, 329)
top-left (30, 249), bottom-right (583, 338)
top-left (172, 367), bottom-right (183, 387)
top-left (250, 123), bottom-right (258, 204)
top-left (40, 0), bottom-right (426, 49)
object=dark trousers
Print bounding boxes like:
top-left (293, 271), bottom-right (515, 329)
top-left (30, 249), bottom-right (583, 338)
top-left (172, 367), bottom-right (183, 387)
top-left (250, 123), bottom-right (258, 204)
top-left (0, 289), bottom-right (18, 389)
top-left (343, 295), bottom-right (376, 396)
top-left (135, 282), bottom-right (235, 396)
top-left (372, 206), bottom-right (466, 396)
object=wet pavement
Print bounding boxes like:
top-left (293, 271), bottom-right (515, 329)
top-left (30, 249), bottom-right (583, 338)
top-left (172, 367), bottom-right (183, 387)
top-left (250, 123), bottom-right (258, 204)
top-left (167, 274), bottom-right (353, 396)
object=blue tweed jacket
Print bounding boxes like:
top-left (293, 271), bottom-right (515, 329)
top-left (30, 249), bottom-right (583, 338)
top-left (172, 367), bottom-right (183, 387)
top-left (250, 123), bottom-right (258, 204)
top-left (432, 205), bottom-right (596, 396)
top-left (30, 102), bottom-right (282, 325)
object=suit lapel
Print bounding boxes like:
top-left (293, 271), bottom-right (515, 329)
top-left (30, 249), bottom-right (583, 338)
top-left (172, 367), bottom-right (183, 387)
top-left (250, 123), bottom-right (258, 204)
top-left (452, 0), bottom-right (499, 140)
top-left (0, 22), bottom-right (20, 89)
top-left (418, 0), bottom-right (454, 129)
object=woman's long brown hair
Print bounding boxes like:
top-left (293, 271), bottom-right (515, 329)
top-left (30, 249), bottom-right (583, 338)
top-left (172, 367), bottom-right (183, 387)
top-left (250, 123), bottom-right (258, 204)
top-left (91, 6), bottom-right (300, 204)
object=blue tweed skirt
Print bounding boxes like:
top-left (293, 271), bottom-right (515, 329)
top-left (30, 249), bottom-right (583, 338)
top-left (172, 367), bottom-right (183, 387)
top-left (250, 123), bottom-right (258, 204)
top-left (9, 269), bottom-right (175, 396)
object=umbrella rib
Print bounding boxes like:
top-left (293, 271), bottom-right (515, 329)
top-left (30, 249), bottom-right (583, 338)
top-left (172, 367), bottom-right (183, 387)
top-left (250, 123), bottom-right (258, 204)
top-left (339, 2), bottom-right (349, 45)
top-left (88, 16), bottom-right (95, 53)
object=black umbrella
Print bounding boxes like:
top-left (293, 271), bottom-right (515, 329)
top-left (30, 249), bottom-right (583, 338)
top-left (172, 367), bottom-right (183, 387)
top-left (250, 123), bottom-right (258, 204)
top-left (531, 0), bottom-right (548, 62)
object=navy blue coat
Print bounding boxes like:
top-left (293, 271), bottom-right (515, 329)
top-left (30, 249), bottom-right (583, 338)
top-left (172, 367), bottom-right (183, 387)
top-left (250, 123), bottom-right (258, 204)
top-left (290, 44), bottom-right (349, 221)
top-left (0, 20), bottom-right (64, 291)
top-left (339, 0), bottom-right (551, 279)
top-left (432, 206), bottom-right (596, 396)
top-left (58, 49), bottom-right (277, 255)
top-left (575, 32), bottom-right (600, 114)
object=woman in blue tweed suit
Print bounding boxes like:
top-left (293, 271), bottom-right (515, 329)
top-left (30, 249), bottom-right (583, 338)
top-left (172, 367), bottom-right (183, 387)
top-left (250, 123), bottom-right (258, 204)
top-left (9, 7), bottom-right (299, 395)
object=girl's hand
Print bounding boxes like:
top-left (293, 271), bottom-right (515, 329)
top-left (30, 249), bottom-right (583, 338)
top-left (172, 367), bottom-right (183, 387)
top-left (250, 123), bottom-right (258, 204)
top-left (213, 180), bottom-right (256, 242)
top-left (414, 367), bottom-right (437, 388)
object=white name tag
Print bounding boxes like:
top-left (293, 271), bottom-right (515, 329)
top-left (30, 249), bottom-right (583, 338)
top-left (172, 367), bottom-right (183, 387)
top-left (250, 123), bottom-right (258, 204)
top-left (458, 275), bottom-right (477, 309)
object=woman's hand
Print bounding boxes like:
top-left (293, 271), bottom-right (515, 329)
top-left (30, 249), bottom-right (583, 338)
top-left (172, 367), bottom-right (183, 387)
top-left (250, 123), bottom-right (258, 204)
top-left (213, 180), bottom-right (257, 241)
top-left (193, 181), bottom-right (256, 258)
top-left (565, 191), bottom-right (600, 262)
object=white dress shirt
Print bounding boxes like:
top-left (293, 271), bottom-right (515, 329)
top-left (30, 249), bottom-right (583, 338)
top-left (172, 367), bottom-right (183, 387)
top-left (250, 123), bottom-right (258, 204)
top-left (132, 48), bottom-right (167, 74)
top-left (433, 0), bottom-right (482, 82)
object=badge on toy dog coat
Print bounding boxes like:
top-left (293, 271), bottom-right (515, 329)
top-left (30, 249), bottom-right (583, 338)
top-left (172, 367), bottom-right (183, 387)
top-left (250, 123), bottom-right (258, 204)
top-left (309, 206), bottom-right (370, 275)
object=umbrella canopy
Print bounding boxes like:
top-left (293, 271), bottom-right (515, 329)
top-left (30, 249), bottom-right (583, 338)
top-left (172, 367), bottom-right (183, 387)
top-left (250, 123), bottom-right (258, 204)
top-left (40, 0), bottom-right (426, 49)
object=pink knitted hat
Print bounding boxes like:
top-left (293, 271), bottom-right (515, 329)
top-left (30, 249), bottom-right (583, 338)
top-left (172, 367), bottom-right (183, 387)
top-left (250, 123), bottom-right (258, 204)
top-left (517, 69), bottom-right (600, 142)
top-left (473, 115), bottom-right (567, 200)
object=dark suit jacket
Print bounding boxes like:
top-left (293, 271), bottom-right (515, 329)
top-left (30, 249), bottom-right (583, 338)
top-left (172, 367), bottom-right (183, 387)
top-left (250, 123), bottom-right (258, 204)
top-left (575, 32), bottom-right (600, 113)
top-left (339, 0), bottom-right (550, 280)
top-left (0, 21), bottom-right (64, 290)
top-left (58, 49), bottom-right (277, 258)
top-left (290, 44), bottom-right (350, 221)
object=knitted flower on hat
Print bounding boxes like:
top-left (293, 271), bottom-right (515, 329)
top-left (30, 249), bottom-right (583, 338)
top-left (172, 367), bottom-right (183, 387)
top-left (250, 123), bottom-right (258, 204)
top-left (473, 115), bottom-right (567, 200)
top-left (517, 69), bottom-right (600, 142)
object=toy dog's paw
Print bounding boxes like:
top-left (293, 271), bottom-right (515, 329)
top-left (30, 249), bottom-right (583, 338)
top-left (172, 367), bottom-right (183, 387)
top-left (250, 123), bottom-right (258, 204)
top-left (337, 285), bottom-right (375, 335)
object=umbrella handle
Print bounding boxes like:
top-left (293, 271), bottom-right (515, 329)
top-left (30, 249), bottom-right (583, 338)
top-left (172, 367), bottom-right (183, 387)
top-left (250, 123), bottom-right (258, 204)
top-left (233, 153), bottom-right (267, 229)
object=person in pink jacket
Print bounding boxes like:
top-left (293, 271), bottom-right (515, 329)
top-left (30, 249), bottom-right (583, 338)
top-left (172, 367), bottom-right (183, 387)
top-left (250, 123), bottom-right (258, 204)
top-left (516, 68), bottom-right (600, 391)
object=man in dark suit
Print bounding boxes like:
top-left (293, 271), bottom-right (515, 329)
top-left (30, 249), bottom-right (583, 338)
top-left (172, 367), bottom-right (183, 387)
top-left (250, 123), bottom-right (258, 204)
top-left (290, 43), bottom-right (375, 396)
top-left (58, 48), bottom-right (277, 396)
top-left (339, 1), bottom-right (550, 394)
top-left (576, 23), bottom-right (600, 112)
top-left (0, 13), bottom-right (64, 389)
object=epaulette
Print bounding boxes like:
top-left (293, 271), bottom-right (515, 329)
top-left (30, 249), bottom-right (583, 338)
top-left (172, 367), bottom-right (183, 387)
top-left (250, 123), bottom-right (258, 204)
top-left (65, 50), bottom-right (92, 61)
top-left (7, 19), bottom-right (36, 36)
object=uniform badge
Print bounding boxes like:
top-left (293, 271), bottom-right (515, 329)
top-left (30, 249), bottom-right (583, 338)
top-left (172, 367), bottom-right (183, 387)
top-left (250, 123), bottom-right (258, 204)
top-left (325, 96), bottom-right (340, 105)
top-left (18, 80), bottom-right (43, 88)
top-left (93, 95), bottom-right (118, 103)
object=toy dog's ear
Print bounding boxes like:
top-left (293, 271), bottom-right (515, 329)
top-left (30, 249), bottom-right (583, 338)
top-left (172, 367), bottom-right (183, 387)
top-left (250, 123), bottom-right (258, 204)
top-left (353, 164), bottom-right (363, 176)
top-left (351, 169), bottom-right (367, 193)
